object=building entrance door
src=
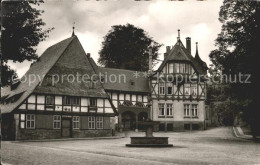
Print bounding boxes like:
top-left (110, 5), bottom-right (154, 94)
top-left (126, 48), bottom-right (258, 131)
top-left (62, 119), bottom-right (72, 137)
top-left (121, 111), bottom-right (136, 130)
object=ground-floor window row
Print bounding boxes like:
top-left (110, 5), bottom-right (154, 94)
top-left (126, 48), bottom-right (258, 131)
top-left (158, 103), bottom-right (198, 118)
top-left (19, 114), bottom-right (104, 130)
top-left (158, 123), bottom-right (201, 131)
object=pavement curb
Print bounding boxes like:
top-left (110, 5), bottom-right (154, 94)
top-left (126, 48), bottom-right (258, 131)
top-left (12, 136), bottom-right (125, 143)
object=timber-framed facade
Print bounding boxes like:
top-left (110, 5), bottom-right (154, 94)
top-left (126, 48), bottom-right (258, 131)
top-left (1, 31), bottom-right (208, 140)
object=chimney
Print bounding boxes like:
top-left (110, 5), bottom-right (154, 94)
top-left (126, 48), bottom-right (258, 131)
top-left (164, 53), bottom-right (167, 59)
top-left (166, 46), bottom-right (171, 53)
top-left (177, 29), bottom-right (180, 41)
top-left (148, 48), bottom-right (152, 72)
top-left (86, 53), bottom-right (91, 57)
top-left (186, 37), bottom-right (191, 54)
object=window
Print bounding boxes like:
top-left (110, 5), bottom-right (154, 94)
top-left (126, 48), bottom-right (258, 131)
top-left (184, 84), bottom-right (190, 95)
top-left (166, 104), bottom-right (173, 116)
top-left (46, 95), bottom-right (55, 110)
top-left (185, 64), bottom-right (189, 74)
top-left (96, 117), bottom-right (103, 129)
top-left (26, 114), bottom-right (35, 129)
top-left (72, 97), bottom-right (80, 106)
top-left (175, 63), bottom-right (180, 73)
top-left (159, 83), bottom-right (165, 95)
top-left (46, 95), bottom-right (55, 105)
top-left (166, 83), bottom-right (173, 95)
top-left (73, 116), bottom-right (80, 129)
top-left (191, 104), bottom-right (198, 117)
top-left (53, 115), bottom-right (61, 129)
top-left (20, 114), bottom-right (25, 129)
top-left (180, 63), bottom-right (185, 73)
top-left (63, 96), bottom-right (71, 105)
top-left (63, 96), bottom-right (80, 106)
top-left (168, 63), bottom-right (174, 73)
top-left (184, 124), bottom-right (191, 130)
top-left (190, 67), bottom-right (195, 75)
top-left (184, 104), bottom-right (190, 117)
top-left (159, 104), bottom-right (165, 116)
top-left (191, 84), bottom-right (197, 96)
top-left (88, 116), bottom-right (95, 129)
top-left (45, 76), bottom-right (53, 86)
top-left (90, 98), bottom-right (97, 106)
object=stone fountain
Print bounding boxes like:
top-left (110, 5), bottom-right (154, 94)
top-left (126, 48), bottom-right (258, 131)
top-left (126, 119), bottom-right (173, 147)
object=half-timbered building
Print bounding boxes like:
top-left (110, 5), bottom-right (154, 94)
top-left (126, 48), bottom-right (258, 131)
top-left (1, 35), bottom-right (117, 140)
top-left (1, 30), bottom-right (208, 140)
top-left (150, 33), bottom-right (208, 131)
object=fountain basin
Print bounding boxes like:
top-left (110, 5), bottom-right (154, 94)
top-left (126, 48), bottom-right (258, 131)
top-left (126, 137), bottom-right (173, 147)
top-left (125, 119), bottom-right (173, 147)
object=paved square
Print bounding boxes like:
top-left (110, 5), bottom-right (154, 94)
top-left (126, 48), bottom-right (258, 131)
top-left (1, 127), bottom-right (260, 164)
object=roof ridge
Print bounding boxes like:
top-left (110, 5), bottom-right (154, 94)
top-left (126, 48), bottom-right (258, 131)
top-left (100, 67), bottom-right (146, 73)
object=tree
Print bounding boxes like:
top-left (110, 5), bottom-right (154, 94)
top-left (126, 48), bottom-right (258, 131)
top-left (209, 0), bottom-right (260, 138)
top-left (0, 1), bottom-right (53, 86)
top-left (98, 24), bottom-right (162, 71)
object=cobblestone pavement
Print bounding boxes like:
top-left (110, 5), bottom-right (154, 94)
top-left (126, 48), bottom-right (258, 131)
top-left (1, 127), bottom-right (260, 165)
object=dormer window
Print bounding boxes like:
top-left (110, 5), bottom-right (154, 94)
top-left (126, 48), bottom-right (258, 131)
top-left (130, 80), bottom-right (135, 86)
top-left (45, 76), bottom-right (53, 86)
top-left (89, 81), bottom-right (97, 89)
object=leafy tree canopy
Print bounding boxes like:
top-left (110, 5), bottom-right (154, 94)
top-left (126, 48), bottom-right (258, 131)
top-left (1, 1), bottom-right (53, 86)
top-left (209, 0), bottom-right (260, 137)
top-left (98, 24), bottom-right (162, 71)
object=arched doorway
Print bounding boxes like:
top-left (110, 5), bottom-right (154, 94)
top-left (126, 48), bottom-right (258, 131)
top-left (121, 111), bottom-right (136, 130)
top-left (138, 112), bottom-right (148, 130)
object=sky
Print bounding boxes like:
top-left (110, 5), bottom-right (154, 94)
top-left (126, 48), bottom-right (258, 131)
top-left (9, 0), bottom-right (223, 78)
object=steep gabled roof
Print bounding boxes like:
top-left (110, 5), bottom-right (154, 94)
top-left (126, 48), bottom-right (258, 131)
top-left (1, 36), bottom-right (75, 114)
top-left (157, 39), bottom-right (207, 75)
top-left (33, 36), bottom-right (108, 98)
top-left (1, 35), bottom-right (110, 114)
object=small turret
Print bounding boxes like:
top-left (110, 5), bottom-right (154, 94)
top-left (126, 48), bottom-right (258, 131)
top-left (194, 42), bottom-right (208, 71)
